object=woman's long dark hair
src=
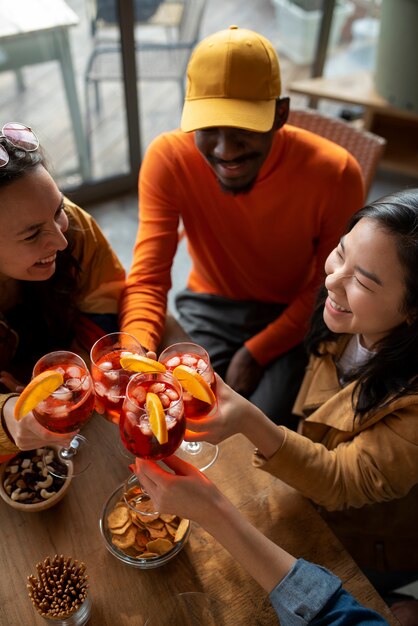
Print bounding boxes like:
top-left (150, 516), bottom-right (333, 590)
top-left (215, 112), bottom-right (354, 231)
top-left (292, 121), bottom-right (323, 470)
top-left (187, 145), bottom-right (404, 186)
top-left (306, 189), bottom-right (418, 420)
top-left (0, 138), bottom-right (81, 371)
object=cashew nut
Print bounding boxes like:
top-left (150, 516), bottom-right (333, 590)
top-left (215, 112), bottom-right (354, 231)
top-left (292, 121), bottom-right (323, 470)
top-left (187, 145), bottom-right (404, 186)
top-left (40, 488), bottom-right (56, 499)
top-left (36, 475), bottom-right (53, 490)
top-left (44, 451), bottom-right (54, 465)
top-left (11, 488), bottom-right (21, 501)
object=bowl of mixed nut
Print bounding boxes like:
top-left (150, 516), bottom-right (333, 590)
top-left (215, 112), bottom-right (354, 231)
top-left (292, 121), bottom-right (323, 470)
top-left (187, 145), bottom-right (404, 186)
top-left (100, 481), bottom-right (191, 569)
top-left (0, 446), bottom-right (73, 512)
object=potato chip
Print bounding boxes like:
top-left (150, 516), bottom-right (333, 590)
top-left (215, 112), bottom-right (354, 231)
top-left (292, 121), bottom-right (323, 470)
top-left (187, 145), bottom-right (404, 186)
top-left (108, 505), bottom-right (130, 529)
top-left (146, 518), bottom-right (165, 530)
top-left (174, 518), bottom-right (190, 543)
top-left (160, 513), bottom-right (176, 523)
top-left (111, 525), bottom-right (136, 549)
top-left (131, 515), bottom-right (145, 529)
top-left (136, 531), bottom-right (149, 547)
top-left (111, 519), bottom-right (133, 535)
top-left (148, 526), bottom-right (168, 539)
top-left (165, 523), bottom-right (177, 538)
top-left (124, 545), bottom-right (143, 557)
top-left (136, 512), bottom-right (160, 524)
top-left (140, 552), bottom-right (159, 559)
top-left (146, 538), bottom-right (173, 555)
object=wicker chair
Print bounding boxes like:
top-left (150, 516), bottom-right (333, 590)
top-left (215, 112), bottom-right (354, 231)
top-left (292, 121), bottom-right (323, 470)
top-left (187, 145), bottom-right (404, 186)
top-left (288, 108), bottom-right (387, 195)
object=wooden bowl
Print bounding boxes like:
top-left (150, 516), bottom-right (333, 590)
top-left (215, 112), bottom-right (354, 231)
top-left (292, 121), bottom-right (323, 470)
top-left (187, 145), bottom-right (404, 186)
top-left (0, 445), bottom-right (73, 512)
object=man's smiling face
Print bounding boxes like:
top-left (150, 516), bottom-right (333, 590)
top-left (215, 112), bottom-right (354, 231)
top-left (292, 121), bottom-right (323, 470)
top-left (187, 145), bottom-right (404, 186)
top-left (194, 125), bottom-right (276, 195)
top-left (193, 99), bottom-right (289, 195)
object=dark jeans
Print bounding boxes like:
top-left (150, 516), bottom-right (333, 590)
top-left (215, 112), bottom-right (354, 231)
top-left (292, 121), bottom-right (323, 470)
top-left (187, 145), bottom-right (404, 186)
top-left (175, 289), bottom-right (308, 428)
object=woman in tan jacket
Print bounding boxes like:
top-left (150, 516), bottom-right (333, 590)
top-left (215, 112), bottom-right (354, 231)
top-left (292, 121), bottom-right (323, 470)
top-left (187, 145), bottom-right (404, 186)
top-left (137, 189), bottom-right (418, 618)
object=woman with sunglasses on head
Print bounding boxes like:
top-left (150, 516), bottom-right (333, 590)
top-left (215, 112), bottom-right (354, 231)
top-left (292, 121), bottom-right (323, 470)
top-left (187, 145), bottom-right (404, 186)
top-left (136, 190), bottom-right (418, 624)
top-left (0, 123), bottom-right (125, 461)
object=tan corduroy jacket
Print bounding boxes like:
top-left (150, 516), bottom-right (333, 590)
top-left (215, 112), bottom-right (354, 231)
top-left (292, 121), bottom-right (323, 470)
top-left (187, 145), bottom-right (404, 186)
top-left (254, 337), bottom-right (418, 571)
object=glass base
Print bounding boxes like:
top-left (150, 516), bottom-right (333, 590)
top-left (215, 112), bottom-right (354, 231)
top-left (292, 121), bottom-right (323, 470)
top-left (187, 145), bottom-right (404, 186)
top-left (44, 435), bottom-right (91, 478)
top-left (175, 441), bottom-right (219, 472)
top-left (145, 592), bottom-right (227, 625)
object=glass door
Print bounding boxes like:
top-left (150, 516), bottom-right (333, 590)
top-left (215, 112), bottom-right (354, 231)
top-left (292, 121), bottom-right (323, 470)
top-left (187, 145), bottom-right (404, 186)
top-left (0, 0), bottom-right (140, 203)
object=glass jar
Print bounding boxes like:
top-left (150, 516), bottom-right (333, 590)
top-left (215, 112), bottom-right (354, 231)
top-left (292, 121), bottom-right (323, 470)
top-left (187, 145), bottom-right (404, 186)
top-left (42, 594), bottom-right (91, 626)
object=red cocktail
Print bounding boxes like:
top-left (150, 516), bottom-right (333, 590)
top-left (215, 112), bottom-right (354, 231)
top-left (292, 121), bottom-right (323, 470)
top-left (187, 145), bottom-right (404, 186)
top-left (32, 351), bottom-right (95, 477)
top-left (158, 342), bottom-right (219, 472)
top-left (160, 349), bottom-right (217, 419)
top-left (90, 332), bottom-right (145, 424)
top-left (33, 362), bottom-right (94, 433)
top-left (120, 372), bottom-right (185, 461)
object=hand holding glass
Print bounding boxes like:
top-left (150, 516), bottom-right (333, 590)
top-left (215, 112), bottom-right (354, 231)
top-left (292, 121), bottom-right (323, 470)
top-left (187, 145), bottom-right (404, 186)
top-left (32, 351), bottom-right (95, 477)
top-left (120, 371), bottom-right (185, 514)
top-left (159, 342), bottom-right (219, 471)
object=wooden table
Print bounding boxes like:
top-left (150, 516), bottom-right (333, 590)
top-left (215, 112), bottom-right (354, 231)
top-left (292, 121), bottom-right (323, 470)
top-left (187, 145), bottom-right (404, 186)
top-left (289, 70), bottom-right (418, 178)
top-left (0, 416), bottom-right (398, 625)
top-left (0, 0), bottom-right (90, 179)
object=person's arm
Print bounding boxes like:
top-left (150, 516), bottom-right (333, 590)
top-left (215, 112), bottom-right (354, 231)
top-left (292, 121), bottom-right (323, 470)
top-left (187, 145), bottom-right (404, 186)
top-left (135, 457), bottom-right (389, 626)
top-left (253, 404), bottom-right (418, 511)
top-left (187, 376), bottom-right (418, 511)
top-left (185, 374), bottom-right (285, 459)
top-left (120, 135), bottom-right (182, 351)
top-left (270, 559), bottom-right (389, 626)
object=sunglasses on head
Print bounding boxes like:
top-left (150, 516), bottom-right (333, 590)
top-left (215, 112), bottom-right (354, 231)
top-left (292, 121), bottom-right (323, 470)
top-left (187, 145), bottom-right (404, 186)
top-left (0, 122), bottom-right (39, 167)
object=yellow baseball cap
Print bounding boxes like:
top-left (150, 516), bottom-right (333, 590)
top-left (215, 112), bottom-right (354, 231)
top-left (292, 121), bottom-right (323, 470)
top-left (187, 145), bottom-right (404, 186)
top-left (181, 25), bottom-right (282, 133)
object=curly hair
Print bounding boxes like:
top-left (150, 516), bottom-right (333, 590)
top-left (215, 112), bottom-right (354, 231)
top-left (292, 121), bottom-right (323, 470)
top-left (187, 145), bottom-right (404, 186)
top-left (306, 189), bottom-right (418, 420)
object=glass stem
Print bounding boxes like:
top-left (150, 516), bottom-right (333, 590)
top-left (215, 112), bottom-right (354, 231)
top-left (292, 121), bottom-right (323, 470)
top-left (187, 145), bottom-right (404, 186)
top-left (60, 436), bottom-right (80, 461)
top-left (183, 441), bottom-right (202, 455)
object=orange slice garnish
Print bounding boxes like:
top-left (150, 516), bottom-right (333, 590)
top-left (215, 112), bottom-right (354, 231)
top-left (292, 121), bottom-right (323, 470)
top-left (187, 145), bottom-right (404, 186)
top-left (172, 365), bottom-right (216, 405)
top-left (14, 370), bottom-right (64, 420)
top-left (146, 392), bottom-right (168, 444)
top-left (120, 355), bottom-right (166, 373)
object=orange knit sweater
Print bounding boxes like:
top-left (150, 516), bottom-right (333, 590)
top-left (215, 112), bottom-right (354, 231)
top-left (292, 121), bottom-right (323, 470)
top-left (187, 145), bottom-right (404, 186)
top-left (121, 126), bottom-right (364, 364)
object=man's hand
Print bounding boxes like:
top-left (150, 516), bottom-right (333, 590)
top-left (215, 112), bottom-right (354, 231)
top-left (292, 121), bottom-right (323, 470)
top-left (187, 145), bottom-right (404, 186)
top-left (225, 346), bottom-right (263, 397)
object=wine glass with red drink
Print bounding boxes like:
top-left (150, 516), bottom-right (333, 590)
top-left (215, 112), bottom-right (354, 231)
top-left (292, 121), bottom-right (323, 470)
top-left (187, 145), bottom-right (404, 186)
top-left (90, 332), bottom-right (145, 425)
top-left (119, 371), bottom-right (185, 515)
top-left (32, 351), bottom-right (95, 478)
top-left (158, 342), bottom-right (219, 471)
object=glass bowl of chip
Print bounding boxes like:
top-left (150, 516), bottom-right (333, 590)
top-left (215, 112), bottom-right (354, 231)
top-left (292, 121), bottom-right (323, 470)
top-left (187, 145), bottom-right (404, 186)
top-left (0, 445), bottom-right (73, 512)
top-left (99, 481), bottom-right (191, 569)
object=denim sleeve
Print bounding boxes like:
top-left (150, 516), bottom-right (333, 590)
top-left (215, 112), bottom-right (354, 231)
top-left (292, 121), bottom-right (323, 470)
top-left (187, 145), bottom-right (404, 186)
top-left (269, 559), bottom-right (389, 626)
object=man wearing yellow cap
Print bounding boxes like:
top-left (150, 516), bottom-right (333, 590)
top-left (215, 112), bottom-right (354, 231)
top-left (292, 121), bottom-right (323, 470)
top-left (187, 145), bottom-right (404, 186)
top-left (121, 26), bottom-right (364, 426)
